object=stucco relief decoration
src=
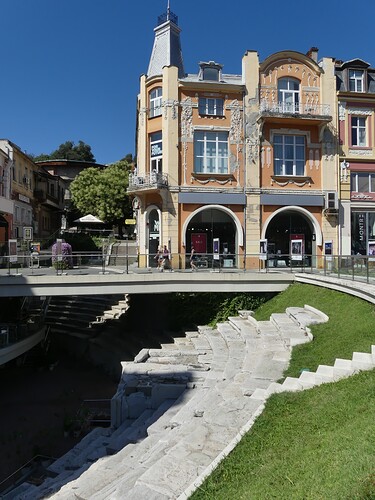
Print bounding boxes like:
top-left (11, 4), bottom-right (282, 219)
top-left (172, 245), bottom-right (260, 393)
top-left (314, 149), bottom-right (320, 169)
top-left (340, 160), bottom-right (349, 182)
top-left (181, 97), bottom-right (193, 185)
top-left (349, 149), bottom-right (372, 156)
top-left (322, 125), bottom-right (337, 161)
top-left (266, 147), bottom-right (271, 168)
top-left (271, 179), bottom-right (311, 187)
top-left (140, 107), bottom-right (147, 126)
top-left (191, 175), bottom-right (232, 185)
top-left (347, 108), bottom-right (372, 116)
top-left (163, 99), bottom-right (179, 120)
top-left (229, 99), bottom-right (242, 158)
top-left (309, 150), bottom-right (314, 170)
top-left (338, 103), bottom-right (346, 121)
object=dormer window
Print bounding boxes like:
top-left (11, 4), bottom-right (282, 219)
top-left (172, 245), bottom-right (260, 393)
top-left (349, 69), bottom-right (364, 92)
top-left (199, 62), bottom-right (223, 82)
top-left (198, 97), bottom-right (224, 116)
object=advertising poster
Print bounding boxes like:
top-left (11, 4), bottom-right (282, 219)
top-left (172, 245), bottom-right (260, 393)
top-left (213, 238), bottom-right (220, 260)
top-left (368, 240), bottom-right (375, 260)
top-left (290, 239), bottom-right (303, 261)
top-left (259, 239), bottom-right (267, 260)
top-left (8, 239), bottom-right (17, 263)
top-left (324, 241), bottom-right (333, 255)
top-left (56, 238), bottom-right (63, 261)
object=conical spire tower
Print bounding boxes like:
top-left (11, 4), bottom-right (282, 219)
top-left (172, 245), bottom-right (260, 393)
top-left (147, 3), bottom-right (185, 78)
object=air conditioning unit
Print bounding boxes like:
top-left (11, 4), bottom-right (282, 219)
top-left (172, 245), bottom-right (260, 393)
top-left (325, 191), bottom-right (338, 211)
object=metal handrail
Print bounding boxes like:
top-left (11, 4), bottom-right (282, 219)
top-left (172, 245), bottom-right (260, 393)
top-left (260, 100), bottom-right (331, 117)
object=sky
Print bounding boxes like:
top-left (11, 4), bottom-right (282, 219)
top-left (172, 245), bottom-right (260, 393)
top-left (1, 0), bottom-right (374, 165)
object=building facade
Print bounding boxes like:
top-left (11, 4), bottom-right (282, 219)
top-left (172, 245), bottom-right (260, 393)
top-left (129, 9), bottom-right (345, 268)
top-left (336, 59), bottom-right (375, 256)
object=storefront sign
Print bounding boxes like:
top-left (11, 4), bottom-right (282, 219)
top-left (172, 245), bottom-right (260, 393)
top-left (259, 239), bottom-right (267, 260)
top-left (8, 239), bottom-right (17, 263)
top-left (18, 194), bottom-right (30, 204)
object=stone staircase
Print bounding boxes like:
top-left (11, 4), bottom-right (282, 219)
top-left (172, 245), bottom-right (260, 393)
top-left (7, 305), bottom-right (375, 500)
top-left (46, 295), bottom-right (130, 339)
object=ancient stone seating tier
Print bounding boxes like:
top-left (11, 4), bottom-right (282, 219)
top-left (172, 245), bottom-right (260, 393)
top-left (7, 305), bottom-right (375, 500)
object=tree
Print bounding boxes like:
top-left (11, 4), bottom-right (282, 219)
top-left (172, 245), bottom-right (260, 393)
top-left (32, 140), bottom-right (96, 163)
top-left (70, 160), bottom-right (132, 236)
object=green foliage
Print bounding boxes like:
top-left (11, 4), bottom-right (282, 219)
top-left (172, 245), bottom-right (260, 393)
top-left (70, 161), bottom-right (132, 228)
top-left (166, 293), bottom-right (271, 331)
top-left (62, 233), bottom-right (100, 252)
top-left (32, 140), bottom-right (96, 162)
top-left (191, 284), bottom-right (375, 500)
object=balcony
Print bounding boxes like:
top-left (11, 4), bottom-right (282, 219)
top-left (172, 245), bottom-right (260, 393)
top-left (128, 172), bottom-right (168, 193)
top-left (260, 101), bottom-right (332, 123)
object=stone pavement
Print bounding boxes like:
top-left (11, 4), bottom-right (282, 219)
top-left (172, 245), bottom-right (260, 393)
top-left (8, 304), bottom-right (334, 500)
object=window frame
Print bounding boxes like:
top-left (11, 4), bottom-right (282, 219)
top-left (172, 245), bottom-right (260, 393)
top-left (273, 134), bottom-right (306, 177)
top-left (149, 132), bottom-right (162, 173)
top-left (351, 116), bottom-right (367, 147)
top-left (277, 77), bottom-right (300, 113)
top-left (149, 87), bottom-right (163, 118)
top-left (349, 69), bottom-right (365, 93)
top-left (351, 172), bottom-right (375, 193)
top-left (198, 97), bottom-right (224, 117)
top-left (194, 130), bottom-right (229, 174)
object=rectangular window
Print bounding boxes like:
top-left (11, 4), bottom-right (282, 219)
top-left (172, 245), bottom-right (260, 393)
top-left (194, 131), bottom-right (228, 174)
top-left (349, 70), bottom-right (364, 92)
top-left (351, 117), bottom-right (366, 147)
top-left (149, 87), bottom-right (162, 118)
top-left (150, 132), bottom-right (162, 173)
top-left (198, 97), bottom-right (224, 116)
top-left (273, 135), bottom-right (305, 176)
top-left (351, 173), bottom-right (375, 192)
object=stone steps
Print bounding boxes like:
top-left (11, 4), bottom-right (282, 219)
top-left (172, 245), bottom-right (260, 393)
top-left (11, 304), bottom-right (341, 500)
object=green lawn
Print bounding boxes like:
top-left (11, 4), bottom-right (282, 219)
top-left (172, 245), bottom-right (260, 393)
top-left (191, 283), bottom-right (375, 499)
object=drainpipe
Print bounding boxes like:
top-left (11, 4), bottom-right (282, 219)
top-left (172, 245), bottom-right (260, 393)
top-left (243, 89), bottom-right (247, 271)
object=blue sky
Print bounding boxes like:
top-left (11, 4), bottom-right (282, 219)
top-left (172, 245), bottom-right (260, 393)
top-left (1, 0), bottom-right (374, 165)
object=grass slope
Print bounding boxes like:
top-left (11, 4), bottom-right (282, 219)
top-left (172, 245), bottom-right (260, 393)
top-left (191, 283), bottom-right (375, 499)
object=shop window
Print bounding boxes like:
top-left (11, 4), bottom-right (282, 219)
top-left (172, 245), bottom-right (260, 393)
top-left (278, 77), bottom-right (300, 113)
top-left (273, 135), bottom-right (305, 176)
top-left (150, 132), bottom-right (162, 173)
top-left (194, 131), bottom-right (228, 174)
top-left (351, 116), bottom-right (366, 147)
top-left (149, 87), bottom-right (162, 118)
top-left (198, 97), bottom-right (224, 116)
top-left (349, 69), bottom-right (364, 92)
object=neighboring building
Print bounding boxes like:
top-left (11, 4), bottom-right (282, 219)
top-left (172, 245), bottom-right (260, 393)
top-left (36, 159), bottom-right (107, 228)
top-left (0, 146), bottom-right (13, 250)
top-left (0, 140), bottom-right (35, 242)
top-left (336, 59), bottom-right (375, 255)
top-left (129, 7), bottom-right (339, 268)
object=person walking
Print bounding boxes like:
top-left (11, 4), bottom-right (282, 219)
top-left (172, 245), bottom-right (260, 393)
top-left (162, 244), bottom-right (172, 271)
top-left (190, 246), bottom-right (197, 271)
top-left (154, 246), bottom-right (163, 271)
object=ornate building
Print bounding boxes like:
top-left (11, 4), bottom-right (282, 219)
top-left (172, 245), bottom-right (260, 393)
top-left (129, 7), bottom-right (339, 268)
top-left (336, 59), bottom-right (375, 255)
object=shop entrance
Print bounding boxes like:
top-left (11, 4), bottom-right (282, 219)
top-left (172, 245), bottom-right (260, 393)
top-left (186, 208), bottom-right (237, 267)
top-left (265, 210), bottom-right (314, 266)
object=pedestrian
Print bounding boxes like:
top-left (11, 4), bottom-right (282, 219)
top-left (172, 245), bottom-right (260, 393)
top-left (154, 246), bottom-right (163, 271)
top-left (162, 244), bottom-right (172, 271)
top-left (190, 246), bottom-right (197, 271)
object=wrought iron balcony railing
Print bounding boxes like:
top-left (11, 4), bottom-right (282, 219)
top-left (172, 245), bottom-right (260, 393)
top-left (128, 172), bottom-right (168, 190)
top-left (260, 101), bottom-right (331, 117)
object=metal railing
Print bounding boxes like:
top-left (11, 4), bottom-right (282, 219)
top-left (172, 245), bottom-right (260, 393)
top-left (260, 100), bottom-right (331, 117)
top-left (1, 250), bottom-right (375, 284)
top-left (128, 172), bottom-right (168, 190)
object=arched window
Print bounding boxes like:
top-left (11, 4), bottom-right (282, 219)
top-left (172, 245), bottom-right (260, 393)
top-left (278, 78), bottom-right (300, 113)
top-left (149, 87), bottom-right (162, 118)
